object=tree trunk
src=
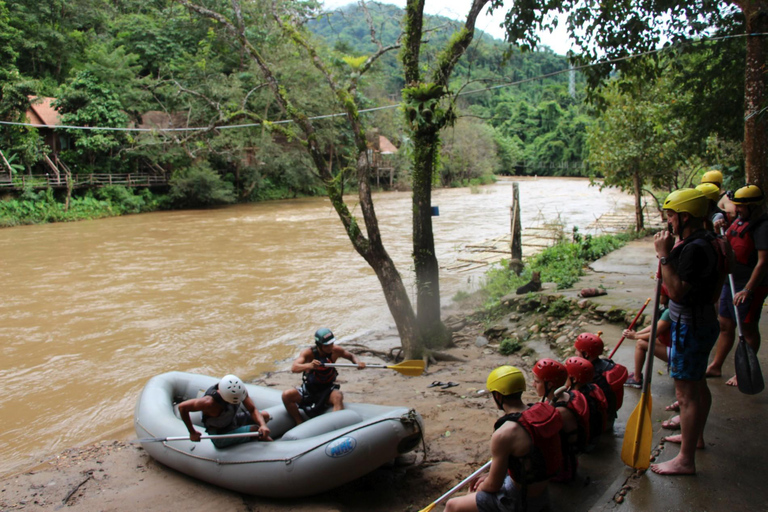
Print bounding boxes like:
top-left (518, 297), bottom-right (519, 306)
top-left (632, 168), bottom-right (644, 231)
top-left (742, 2), bottom-right (768, 191)
top-left (412, 128), bottom-right (448, 349)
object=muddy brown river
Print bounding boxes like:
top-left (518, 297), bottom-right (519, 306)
top-left (0, 177), bottom-right (635, 475)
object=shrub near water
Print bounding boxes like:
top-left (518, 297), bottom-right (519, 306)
top-left (0, 186), bottom-right (164, 227)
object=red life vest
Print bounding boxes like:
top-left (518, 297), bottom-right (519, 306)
top-left (602, 361), bottom-right (628, 410)
top-left (494, 402), bottom-right (563, 484)
top-left (727, 218), bottom-right (762, 266)
top-left (555, 391), bottom-right (590, 452)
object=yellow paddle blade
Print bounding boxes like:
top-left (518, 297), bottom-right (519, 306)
top-left (388, 359), bottom-right (425, 376)
top-left (417, 503), bottom-right (437, 512)
top-left (621, 391), bottom-right (653, 469)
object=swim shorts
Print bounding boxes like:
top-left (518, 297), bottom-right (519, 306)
top-left (476, 475), bottom-right (550, 512)
top-left (669, 320), bottom-right (719, 381)
top-left (718, 283), bottom-right (768, 324)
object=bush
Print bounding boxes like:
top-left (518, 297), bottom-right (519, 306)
top-left (499, 337), bottom-right (522, 355)
top-left (169, 162), bottom-right (236, 208)
top-left (547, 298), bottom-right (573, 318)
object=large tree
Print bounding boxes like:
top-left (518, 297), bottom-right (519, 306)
top-left (177, 0), bottom-right (427, 354)
top-left (503, 0), bottom-right (768, 190)
top-left (401, 0), bottom-right (493, 349)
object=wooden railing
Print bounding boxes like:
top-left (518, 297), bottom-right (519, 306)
top-left (0, 173), bottom-right (169, 189)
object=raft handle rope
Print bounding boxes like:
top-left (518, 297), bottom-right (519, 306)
top-left (137, 411), bottom-right (421, 466)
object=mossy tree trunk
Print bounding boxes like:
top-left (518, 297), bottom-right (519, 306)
top-left (742, 1), bottom-right (768, 192)
top-left (402, 0), bottom-right (489, 354)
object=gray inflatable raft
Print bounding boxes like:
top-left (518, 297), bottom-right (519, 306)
top-left (133, 371), bottom-right (424, 497)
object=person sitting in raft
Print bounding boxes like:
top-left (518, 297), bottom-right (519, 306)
top-left (444, 366), bottom-right (562, 512)
top-left (282, 327), bottom-right (365, 425)
top-left (533, 358), bottom-right (586, 483)
top-left (573, 332), bottom-right (628, 427)
top-left (623, 290), bottom-right (672, 389)
top-left (565, 357), bottom-right (608, 450)
top-left (178, 374), bottom-right (272, 448)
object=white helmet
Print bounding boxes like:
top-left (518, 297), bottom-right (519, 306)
top-left (218, 374), bottom-right (247, 404)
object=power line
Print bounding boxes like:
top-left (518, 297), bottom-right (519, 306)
top-left (0, 32), bottom-right (764, 133)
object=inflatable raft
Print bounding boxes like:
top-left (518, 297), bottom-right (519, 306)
top-left (133, 371), bottom-right (424, 497)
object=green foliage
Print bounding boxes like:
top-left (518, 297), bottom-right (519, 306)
top-left (547, 297), bottom-right (572, 318)
top-left (499, 337), bottom-right (522, 355)
top-left (168, 161), bottom-right (236, 208)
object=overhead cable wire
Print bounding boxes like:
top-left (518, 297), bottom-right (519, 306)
top-left (0, 32), bottom-right (765, 133)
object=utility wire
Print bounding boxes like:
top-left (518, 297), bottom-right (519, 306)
top-left (0, 32), bottom-right (765, 133)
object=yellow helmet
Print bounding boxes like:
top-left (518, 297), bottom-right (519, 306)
top-left (701, 170), bottom-right (723, 187)
top-left (663, 188), bottom-right (708, 218)
top-left (695, 183), bottom-right (720, 202)
top-left (486, 366), bottom-right (526, 395)
top-left (730, 185), bottom-right (764, 204)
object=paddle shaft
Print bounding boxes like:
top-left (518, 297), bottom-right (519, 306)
top-left (322, 359), bottom-right (425, 376)
top-left (420, 460), bottom-right (492, 512)
top-left (609, 297), bottom-right (652, 359)
top-left (134, 431), bottom-right (262, 443)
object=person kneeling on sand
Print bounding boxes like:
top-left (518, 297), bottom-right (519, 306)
top-left (282, 327), bottom-right (365, 425)
top-left (178, 374), bottom-right (272, 448)
top-left (444, 366), bottom-right (562, 512)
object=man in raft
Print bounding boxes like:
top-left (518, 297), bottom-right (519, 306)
top-left (282, 327), bottom-right (365, 425)
top-left (178, 374), bottom-right (272, 448)
top-left (444, 366), bottom-right (562, 512)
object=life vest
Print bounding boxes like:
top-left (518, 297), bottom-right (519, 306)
top-left (493, 402), bottom-right (563, 484)
top-left (201, 384), bottom-right (240, 431)
top-left (726, 216), bottom-right (766, 266)
top-left (593, 358), bottom-right (628, 411)
top-left (303, 346), bottom-right (339, 389)
top-left (554, 391), bottom-right (590, 453)
top-left (578, 384), bottom-right (607, 442)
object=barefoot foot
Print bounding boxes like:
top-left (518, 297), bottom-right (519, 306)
top-left (662, 415), bottom-right (681, 430)
top-left (726, 375), bottom-right (738, 387)
top-left (662, 434), bottom-right (705, 449)
top-left (705, 365), bottom-right (722, 378)
top-left (650, 457), bottom-right (696, 476)
top-left (665, 401), bottom-right (680, 412)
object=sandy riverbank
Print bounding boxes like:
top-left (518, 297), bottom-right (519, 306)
top-left (1, 291), bottom-right (631, 512)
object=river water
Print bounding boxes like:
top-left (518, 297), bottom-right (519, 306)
top-left (0, 177), bottom-right (635, 475)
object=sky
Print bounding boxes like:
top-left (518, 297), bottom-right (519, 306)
top-left (320, 0), bottom-right (574, 55)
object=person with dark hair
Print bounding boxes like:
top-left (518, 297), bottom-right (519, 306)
top-left (444, 366), bottom-right (562, 512)
top-left (651, 188), bottom-right (723, 476)
top-left (281, 327), bottom-right (365, 425)
top-left (178, 374), bottom-right (272, 448)
top-left (706, 185), bottom-right (768, 386)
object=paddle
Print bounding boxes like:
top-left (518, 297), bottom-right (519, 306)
top-left (621, 262), bottom-right (662, 470)
top-left (418, 460), bottom-right (492, 512)
top-left (609, 297), bottom-right (652, 359)
top-left (132, 431), bottom-right (262, 443)
top-left (727, 267), bottom-right (765, 395)
top-left (323, 359), bottom-right (425, 377)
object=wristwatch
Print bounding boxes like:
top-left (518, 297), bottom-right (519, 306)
top-left (660, 256), bottom-right (669, 265)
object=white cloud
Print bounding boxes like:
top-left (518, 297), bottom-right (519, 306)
top-left (320, 0), bottom-right (574, 55)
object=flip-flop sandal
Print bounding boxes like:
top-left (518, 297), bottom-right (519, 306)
top-left (441, 382), bottom-right (459, 389)
top-left (662, 416), bottom-right (681, 430)
top-left (665, 401), bottom-right (680, 412)
top-left (428, 381), bottom-right (445, 388)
